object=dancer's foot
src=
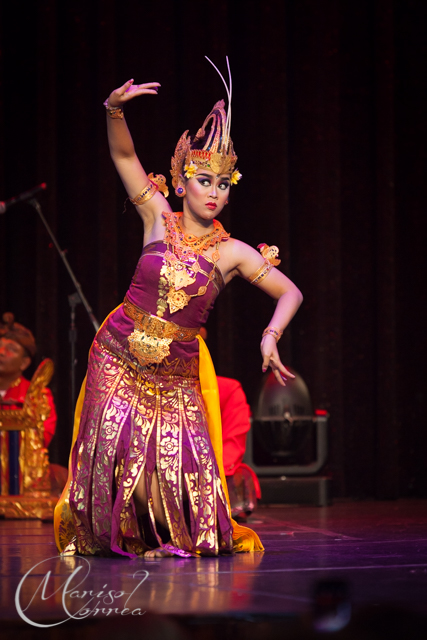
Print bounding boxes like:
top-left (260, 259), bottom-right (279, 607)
top-left (144, 546), bottom-right (174, 558)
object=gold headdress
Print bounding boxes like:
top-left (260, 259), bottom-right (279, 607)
top-left (171, 57), bottom-right (242, 196)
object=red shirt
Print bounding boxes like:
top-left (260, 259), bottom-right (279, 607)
top-left (217, 376), bottom-right (251, 475)
top-left (218, 376), bottom-right (261, 499)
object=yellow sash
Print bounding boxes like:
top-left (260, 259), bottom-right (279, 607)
top-left (197, 335), bottom-right (264, 552)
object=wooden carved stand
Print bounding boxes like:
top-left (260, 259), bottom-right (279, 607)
top-left (0, 359), bottom-right (58, 519)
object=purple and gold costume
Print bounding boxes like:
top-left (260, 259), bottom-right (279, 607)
top-left (55, 240), bottom-right (240, 557)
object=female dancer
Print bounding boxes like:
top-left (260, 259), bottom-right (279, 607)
top-left (54, 65), bottom-right (303, 558)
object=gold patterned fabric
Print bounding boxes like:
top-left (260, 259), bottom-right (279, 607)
top-left (55, 323), bottom-right (234, 558)
top-left (54, 240), bottom-right (263, 557)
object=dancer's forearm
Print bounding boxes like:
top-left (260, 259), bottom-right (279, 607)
top-left (106, 114), bottom-right (137, 161)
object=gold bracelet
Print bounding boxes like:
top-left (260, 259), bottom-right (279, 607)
top-left (248, 260), bottom-right (273, 285)
top-left (129, 181), bottom-right (159, 206)
top-left (262, 326), bottom-right (283, 342)
top-left (103, 98), bottom-right (124, 119)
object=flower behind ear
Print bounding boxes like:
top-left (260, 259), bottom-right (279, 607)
top-left (184, 162), bottom-right (198, 179)
top-left (231, 170), bottom-right (242, 185)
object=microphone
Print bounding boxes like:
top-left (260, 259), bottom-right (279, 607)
top-left (0, 183), bottom-right (47, 214)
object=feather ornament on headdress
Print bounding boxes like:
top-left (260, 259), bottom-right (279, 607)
top-left (170, 57), bottom-right (241, 190)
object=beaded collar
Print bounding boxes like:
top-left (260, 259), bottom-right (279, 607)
top-left (163, 212), bottom-right (230, 261)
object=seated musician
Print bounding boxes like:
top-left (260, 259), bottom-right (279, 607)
top-left (0, 313), bottom-right (57, 495)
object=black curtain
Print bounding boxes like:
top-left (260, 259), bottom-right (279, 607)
top-left (1, 0), bottom-right (426, 498)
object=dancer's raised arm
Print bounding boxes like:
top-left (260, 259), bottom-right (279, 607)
top-left (105, 79), bottom-right (171, 229)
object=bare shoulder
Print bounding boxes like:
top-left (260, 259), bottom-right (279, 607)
top-left (221, 237), bottom-right (259, 261)
top-left (218, 237), bottom-right (265, 283)
top-left (224, 238), bottom-right (264, 269)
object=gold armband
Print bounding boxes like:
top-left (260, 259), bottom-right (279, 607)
top-left (129, 173), bottom-right (169, 206)
top-left (130, 182), bottom-right (158, 206)
top-left (248, 261), bottom-right (273, 285)
top-left (248, 242), bottom-right (281, 285)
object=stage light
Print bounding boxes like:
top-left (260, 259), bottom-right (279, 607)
top-left (244, 369), bottom-right (331, 505)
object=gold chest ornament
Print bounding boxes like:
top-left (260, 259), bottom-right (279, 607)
top-left (162, 212), bottom-right (229, 314)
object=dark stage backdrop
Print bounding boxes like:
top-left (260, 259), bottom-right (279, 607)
top-left (0, 1), bottom-right (426, 498)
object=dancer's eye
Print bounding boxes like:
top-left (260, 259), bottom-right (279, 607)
top-left (197, 178), bottom-right (211, 187)
top-left (219, 182), bottom-right (230, 191)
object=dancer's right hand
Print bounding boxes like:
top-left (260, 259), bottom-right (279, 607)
top-left (106, 80), bottom-right (160, 109)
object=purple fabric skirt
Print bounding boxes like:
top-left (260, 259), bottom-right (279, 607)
top-left (64, 320), bottom-right (233, 558)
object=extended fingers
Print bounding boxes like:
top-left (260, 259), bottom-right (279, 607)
top-left (269, 359), bottom-right (289, 387)
top-left (273, 360), bottom-right (295, 382)
top-left (271, 359), bottom-right (295, 379)
top-left (260, 335), bottom-right (294, 383)
top-left (262, 353), bottom-right (271, 372)
top-left (262, 353), bottom-right (283, 375)
top-left (261, 354), bottom-right (295, 387)
top-left (128, 81), bottom-right (161, 94)
top-left (273, 367), bottom-right (287, 387)
top-left (263, 350), bottom-right (287, 383)
top-left (135, 82), bottom-right (161, 89)
top-left (113, 80), bottom-right (161, 104)
top-left (118, 78), bottom-right (134, 95)
top-left (280, 365), bottom-right (295, 379)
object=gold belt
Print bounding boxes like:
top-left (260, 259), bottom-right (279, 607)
top-left (123, 296), bottom-right (199, 366)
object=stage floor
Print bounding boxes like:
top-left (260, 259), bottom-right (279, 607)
top-left (1, 499), bottom-right (427, 626)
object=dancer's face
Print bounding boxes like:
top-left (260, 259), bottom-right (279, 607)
top-left (184, 169), bottom-right (230, 221)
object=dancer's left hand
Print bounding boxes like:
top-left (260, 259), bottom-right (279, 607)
top-left (260, 335), bottom-right (295, 386)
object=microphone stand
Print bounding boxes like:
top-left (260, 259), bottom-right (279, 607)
top-left (29, 198), bottom-right (100, 422)
top-left (68, 292), bottom-right (81, 416)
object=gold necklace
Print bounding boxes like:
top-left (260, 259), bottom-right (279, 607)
top-left (161, 212), bottom-right (229, 314)
top-left (164, 211), bottom-right (229, 258)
